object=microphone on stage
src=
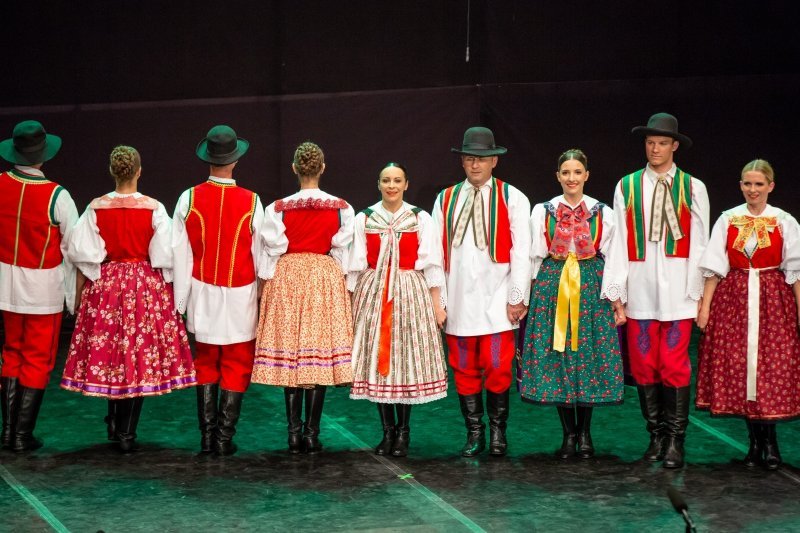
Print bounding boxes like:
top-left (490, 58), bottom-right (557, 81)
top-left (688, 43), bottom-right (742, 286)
top-left (667, 487), bottom-right (698, 533)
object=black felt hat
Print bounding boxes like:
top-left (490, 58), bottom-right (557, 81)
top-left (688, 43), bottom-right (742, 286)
top-left (196, 125), bottom-right (249, 165)
top-left (0, 120), bottom-right (62, 165)
top-left (451, 126), bottom-right (507, 156)
top-left (631, 113), bottom-right (692, 149)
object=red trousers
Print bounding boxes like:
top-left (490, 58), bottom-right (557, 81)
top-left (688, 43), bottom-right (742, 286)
top-left (194, 340), bottom-right (255, 393)
top-left (446, 331), bottom-right (515, 395)
top-left (1, 311), bottom-right (63, 389)
top-left (626, 318), bottom-right (692, 387)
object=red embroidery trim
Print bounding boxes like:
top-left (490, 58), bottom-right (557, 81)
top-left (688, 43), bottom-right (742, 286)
top-left (275, 197), bottom-right (348, 212)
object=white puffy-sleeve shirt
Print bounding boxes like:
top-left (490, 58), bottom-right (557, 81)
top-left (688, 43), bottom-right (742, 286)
top-left (700, 204), bottom-right (800, 285)
top-left (529, 195), bottom-right (614, 279)
top-left (432, 177), bottom-right (531, 336)
top-left (171, 177), bottom-right (265, 344)
top-left (0, 166), bottom-right (79, 314)
top-left (601, 164), bottom-right (710, 321)
top-left (346, 202), bottom-right (446, 299)
top-left (258, 188), bottom-right (354, 280)
top-left (68, 192), bottom-right (173, 282)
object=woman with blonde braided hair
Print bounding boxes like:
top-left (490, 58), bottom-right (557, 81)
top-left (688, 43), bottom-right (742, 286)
top-left (61, 145), bottom-right (196, 453)
top-left (696, 159), bottom-right (800, 470)
top-left (252, 141), bottom-right (354, 454)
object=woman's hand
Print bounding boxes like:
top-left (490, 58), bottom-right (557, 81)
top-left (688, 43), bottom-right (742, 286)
top-left (696, 307), bottom-right (710, 331)
top-left (435, 307), bottom-right (447, 330)
top-left (611, 300), bottom-right (626, 326)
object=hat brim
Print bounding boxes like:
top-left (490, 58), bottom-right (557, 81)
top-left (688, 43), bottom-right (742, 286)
top-left (196, 138), bottom-right (250, 165)
top-left (451, 147), bottom-right (507, 156)
top-left (631, 127), bottom-right (692, 149)
top-left (0, 134), bottom-right (62, 165)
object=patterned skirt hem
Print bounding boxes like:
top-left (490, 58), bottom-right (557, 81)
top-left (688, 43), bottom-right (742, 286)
top-left (349, 391), bottom-right (447, 405)
top-left (60, 375), bottom-right (197, 398)
top-left (694, 403), bottom-right (800, 422)
top-left (520, 396), bottom-right (623, 407)
top-left (250, 376), bottom-right (353, 387)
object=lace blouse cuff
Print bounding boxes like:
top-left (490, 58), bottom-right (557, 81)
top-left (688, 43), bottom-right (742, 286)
top-left (601, 283), bottom-right (627, 304)
top-left (77, 262), bottom-right (101, 282)
top-left (423, 265), bottom-right (446, 289)
top-left (257, 256), bottom-right (278, 280)
top-left (161, 268), bottom-right (174, 284)
top-left (508, 286), bottom-right (524, 305)
top-left (785, 270), bottom-right (800, 285)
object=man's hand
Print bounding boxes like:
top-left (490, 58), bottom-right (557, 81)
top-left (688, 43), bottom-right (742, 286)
top-left (507, 302), bottom-right (528, 325)
top-left (611, 299), bottom-right (626, 326)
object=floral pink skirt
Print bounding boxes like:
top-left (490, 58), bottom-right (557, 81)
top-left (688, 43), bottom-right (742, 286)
top-left (696, 269), bottom-right (800, 420)
top-left (61, 261), bottom-right (196, 398)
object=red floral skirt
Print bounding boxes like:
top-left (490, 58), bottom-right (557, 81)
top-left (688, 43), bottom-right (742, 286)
top-left (696, 269), bottom-right (800, 420)
top-left (61, 261), bottom-right (196, 398)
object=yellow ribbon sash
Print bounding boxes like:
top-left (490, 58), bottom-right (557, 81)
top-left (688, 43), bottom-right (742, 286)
top-left (729, 215), bottom-right (777, 253)
top-left (553, 252), bottom-right (580, 352)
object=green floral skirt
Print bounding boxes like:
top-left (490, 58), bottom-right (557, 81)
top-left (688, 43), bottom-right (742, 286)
top-left (519, 255), bottom-right (623, 406)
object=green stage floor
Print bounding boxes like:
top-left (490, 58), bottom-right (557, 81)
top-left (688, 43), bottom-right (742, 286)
top-left (1, 329), bottom-right (799, 532)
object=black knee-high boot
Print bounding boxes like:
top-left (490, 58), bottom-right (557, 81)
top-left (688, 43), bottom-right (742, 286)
top-left (487, 389), bottom-right (510, 456)
top-left (284, 387), bottom-right (304, 454)
top-left (391, 404), bottom-right (411, 457)
top-left (215, 389), bottom-right (244, 456)
top-left (105, 399), bottom-right (119, 441)
top-left (375, 403), bottom-right (396, 456)
top-left (458, 394), bottom-right (486, 457)
top-left (12, 385), bottom-right (46, 452)
top-left (743, 420), bottom-right (763, 467)
top-left (637, 384), bottom-right (665, 462)
top-left (762, 423), bottom-right (782, 470)
top-left (662, 386), bottom-right (690, 469)
top-left (197, 384), bottom-right (219, 453)
top-left (303, 385), bottom-right (326, 454)
top-left (556, 406), bottom-right (577, 459)
top-left (576, 406), bottom-right (594, 459)
top-left (115, 397), bottom-right (144, 453)
top-left (1, 377), bottom-right (19, 449)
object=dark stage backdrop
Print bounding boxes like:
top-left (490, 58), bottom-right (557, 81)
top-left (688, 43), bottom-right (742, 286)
top-left (2, 1), bottom-right (799, 216)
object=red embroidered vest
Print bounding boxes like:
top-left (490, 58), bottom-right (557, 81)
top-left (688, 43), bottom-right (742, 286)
top-left (0, 170), bottom-right (64, 269)
top-left (366, 232), bottom-right (419, 269)
top-left (184, 181), bottom-right (257, 287)
top-left (95, 209), bottom-right (155, 261)
top-left (276, 196), bottom-right (349, 255)
top-left (726, 221), bottom-right (783, 269)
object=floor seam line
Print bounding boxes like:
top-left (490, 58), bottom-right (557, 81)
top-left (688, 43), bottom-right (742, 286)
top-left (0, 462), bottom-right (71, 533)
top-left (322, 415), bottom-right (488, 533)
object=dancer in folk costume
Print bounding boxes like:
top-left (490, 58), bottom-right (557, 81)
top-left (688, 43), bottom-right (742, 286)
top-left (696, 159), bottom-right (800, 470)
top-left (62, 146), bottom-right (196, 452)
top-left (602, 113), bottom-right (709, 468)
top-left (433, 127), bottom-right (531, 457)
top-left (520, 149), bottom-right (624, 459)
top-left (253, 141), bottom-right (354, 455)
top-left (173, 125), bottom-right (264, 456)
top-left (349, 162), bottom-right (448, 457)
top-left (0, 120), bottom-right (78, 452)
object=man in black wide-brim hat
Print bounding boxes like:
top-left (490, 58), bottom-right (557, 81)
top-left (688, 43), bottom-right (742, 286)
top-left (171, 125), bottom-right (265, 456)
top-left (432, 126), bottom-right (531, 457)
top-left (601, 112), bottom-right (710, 469)
top-left (0, 120), bottom-right (79, 452)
